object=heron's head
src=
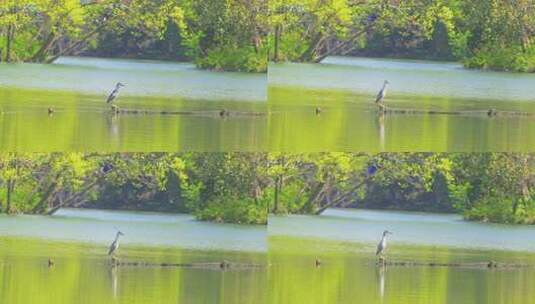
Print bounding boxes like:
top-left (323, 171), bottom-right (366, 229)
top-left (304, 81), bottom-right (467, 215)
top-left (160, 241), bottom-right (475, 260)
top-left (117, 82), bottom-right (126, 88)
top-left (383, 230), bottom-right (392, 236)
top-left (117, 231), bottom-right (125, 236)
top-left (384, 80), bottom-right (390, 85)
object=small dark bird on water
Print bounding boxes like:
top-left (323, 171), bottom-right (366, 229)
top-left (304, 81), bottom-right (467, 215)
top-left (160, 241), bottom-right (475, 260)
top-left (107, 82), bottom-right (126, 104)
top-left (487, 108), bottom-right (497, 117)
top-left (219, 109), bottom-right (229, 117)
top-left (315, 259), bottom-right (322, 267)
top-left (315, 107), bottom-right (322, 115)
top-left (48, 107), bottom-right (54, 115)
top-left (48, 258), bottom-right (55, 267)
top-left (375, 80), bottom-right (389, 105)
top-left (220, 260), bottom-right (230, 269)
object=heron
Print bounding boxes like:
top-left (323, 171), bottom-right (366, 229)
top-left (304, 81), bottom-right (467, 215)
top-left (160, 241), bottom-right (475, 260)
top-left (108, 230), bottom-right (125, 257)
top-left (375, 80), bottom-right (389, 105)
top-left (376, 230), bottom-right (392, 257)
top-left (106, 82), bottom-right (126, 104)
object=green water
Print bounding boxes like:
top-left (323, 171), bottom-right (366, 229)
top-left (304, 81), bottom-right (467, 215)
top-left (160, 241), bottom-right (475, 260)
top-left (268, 57), bottom-right (535, 152)
top-left (0, 57), bottom-right (267, 151)
top-left (268, 209), bottom-right (535, 304)
top-left (4, 208), bottom-right (535, 303)
top-left (0, 209), bottom-right (267, 304)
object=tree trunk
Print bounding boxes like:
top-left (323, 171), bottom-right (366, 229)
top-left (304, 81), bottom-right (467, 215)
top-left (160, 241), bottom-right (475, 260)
top-left (6, 181), bottom-right (10, 213)
top-left (314, 179), bottom-right (367, 215)
top-left (46, 177), bottom-right (103, 215)
top-left (273, 24), bottom-right (281, 62)
top-left (30, 32), bottom-right (57, 62)
top-left (6, 180), bottom-right (13, 214)
top-left (5, 24), bottom-right (13, 63)
top-left (45, 7), bottom-right (120, 63)
top-left (299, 32), bottom-right (323, 62)
top-left (273, 176), bottom-right (282, 213)
top-left (313, 23), bottom-right (376, 63)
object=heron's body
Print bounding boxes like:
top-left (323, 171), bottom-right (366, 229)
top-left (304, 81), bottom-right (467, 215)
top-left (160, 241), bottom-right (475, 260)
top-left (375, 81), bottom-right (389, 104)
top-left (376, 230), bottom-right (391, 256)
top-left (106, 83), bottom-right (125, 104)
top-left (108, 231), bottom-right (124, 256)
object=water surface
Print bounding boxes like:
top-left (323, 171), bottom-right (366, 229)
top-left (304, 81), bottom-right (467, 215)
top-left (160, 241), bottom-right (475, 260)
top-left (268, 57), bottom-right (535, 152)
top-left (268, 209), bottom-right (535, 304)
top-left (0, 208), bottom-right (267, 304)
top-left (0, 57), bottom-right (267, 151)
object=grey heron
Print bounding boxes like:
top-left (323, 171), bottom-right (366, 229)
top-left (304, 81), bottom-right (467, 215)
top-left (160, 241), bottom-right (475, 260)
top-left (108, 230), bottom-right (125, 257)
top-left (106, 82), bottom-right (126, 104)
top-left (375, 80), bottom-right (389, 105)
top-left (376, 230), bottom-right (392, 257)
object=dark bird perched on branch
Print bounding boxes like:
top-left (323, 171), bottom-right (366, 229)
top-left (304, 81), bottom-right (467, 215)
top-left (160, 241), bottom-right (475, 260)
top-left (107, 82), bottom-right (125, 104)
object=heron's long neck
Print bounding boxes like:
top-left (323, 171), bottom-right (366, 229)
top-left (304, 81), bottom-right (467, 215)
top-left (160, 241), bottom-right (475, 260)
top-left (382, 83), bottom-right (387, 91)
top-left (115, 233), bottom-right (121, 242)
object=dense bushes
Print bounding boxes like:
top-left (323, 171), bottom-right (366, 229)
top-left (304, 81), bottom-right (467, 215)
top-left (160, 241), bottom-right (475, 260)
top-left (270, 0), bottom-right (535, 73)
top-left (1, 153), bottom-right (535, 225)
top-left (0, 0), bottom-right (268, 72)
top-left (464, 46), bottom-right (535, 73)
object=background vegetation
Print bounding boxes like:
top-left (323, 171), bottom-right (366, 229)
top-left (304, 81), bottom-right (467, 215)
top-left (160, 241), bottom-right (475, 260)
top-left (1, 153), bottom-right (535, 225)
top-left (270, 0), bottom-right (535, 72)
top-left (0, 0), bottom-right (268, 72)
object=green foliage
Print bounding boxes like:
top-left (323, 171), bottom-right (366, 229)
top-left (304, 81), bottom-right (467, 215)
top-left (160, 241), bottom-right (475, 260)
top-left (270, 0), bottom-right (535, 72)
top-left (1, 153), bottom-right (535, 226)
top-left (195, 196), bottom-right (268, 225)
top-left (464, 45), bottom-right (535, 72)
top-left (0, 0), bottom-right (268, 72)
top-left (196, 45), bottom-right (267, 72)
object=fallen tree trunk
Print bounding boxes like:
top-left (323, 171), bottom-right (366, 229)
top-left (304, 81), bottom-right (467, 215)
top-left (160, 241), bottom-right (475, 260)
top-left (111, 260), bottom-right (265, 270)
top-left (112, 107), bottom-right (266, 117)
top-left (379, 259), bottom-right (532, 269)
top-left (378, 105), bottom-right (535, 117)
